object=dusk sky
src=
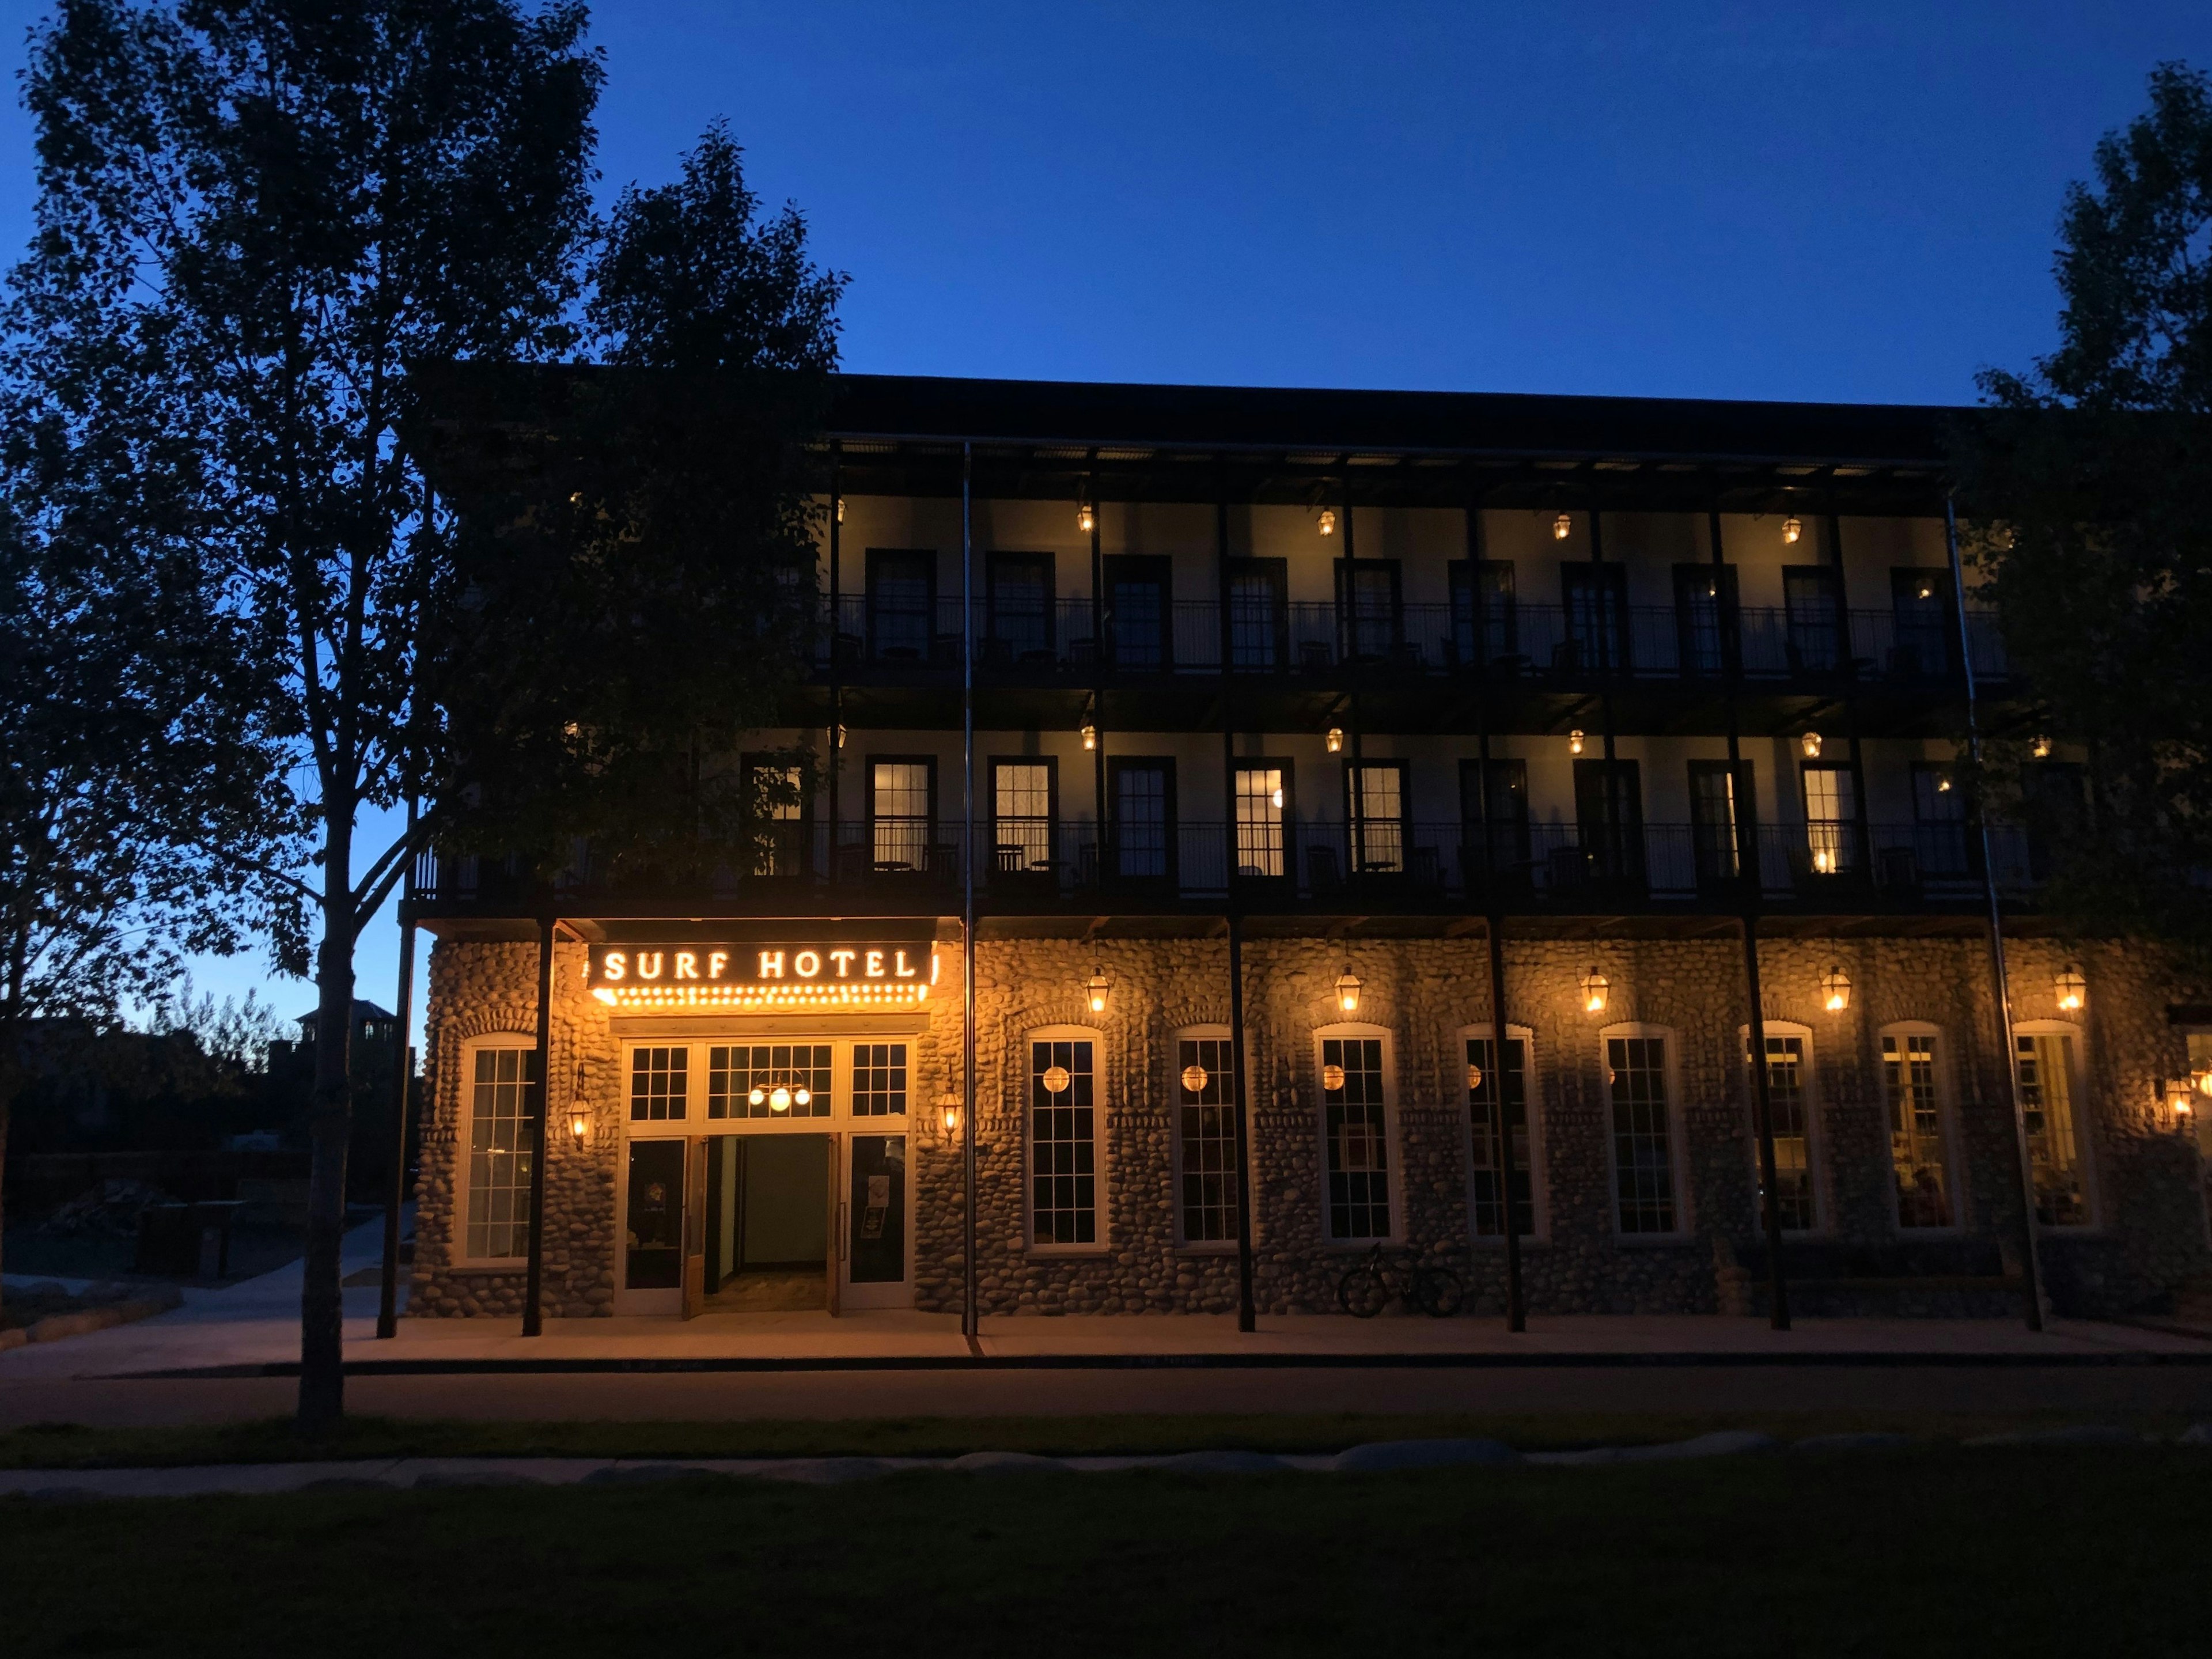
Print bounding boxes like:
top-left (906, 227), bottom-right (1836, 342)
top-left (2, 1), bottom-right (2205, 1027)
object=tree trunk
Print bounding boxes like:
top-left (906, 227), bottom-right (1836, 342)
top-left (297, 911), bottom-right (357, 1430)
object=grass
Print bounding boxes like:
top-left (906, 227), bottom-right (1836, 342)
top-left (0, 1406), bottom-right (2198, 1468)
top-left (3, 1446), bottom-right (2208, 1656)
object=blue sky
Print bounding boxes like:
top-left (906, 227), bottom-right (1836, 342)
top-left (2, 1), bottom-right (2205, 1035)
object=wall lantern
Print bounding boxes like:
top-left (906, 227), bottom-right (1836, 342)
top-left (2166, 1081), bottom-right (2195, 1121)
top-left (1325, 727), bottom-right (1344, 754)
top-left (2196, 1065), bottom-right (2212, 1099)
top-left (1552, 512), bottom-right (1572, 541)
top-left (1782, 516), bottom-right (1802, 544)
top-left (1569, 729), bottom-right (1585, 756)
top-left (1318, 509), bottom-right (1337, 537)
top-left (1335, 969), bottom-right (1362, 1014)
top-left (1181, 1063), bottom-right (1210, 1094)
top-left (1078, 500), bottom-right (1096, 535)
top-left (1042, 1063), bottom-right (1073, 1094)
top-left (567, 1101), bottom-right (591, 1143)
top-left (835, 497), bottom-right (845, 524)
top-left (2055, 965), bottom-right (2086, 1013)
top-left (1800, 731), bottom-right (1823, 759)
top-left (1087, 967), bottom-right (1112, 1015)
top-left (938, 1092), bottom-right (963, 1136)
top-left (1081, 722), bottom-right (1097, 751)
top-left (1820, 965), bottom-right (1852, 1014)
top-left (1321, 1062), bottom-right (1347, 1092)
top-left (834, 722), bottom-right (847, 749)
top-left (2032, 735), bottom-right (2052, 759)
top-left (1580, 967), bottom-right (1609, 1014)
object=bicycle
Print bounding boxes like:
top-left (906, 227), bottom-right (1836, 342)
top-left (1335, 1243), bottom-right (1465, 1319)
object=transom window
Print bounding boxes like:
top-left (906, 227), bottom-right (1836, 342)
top-left (1608, 1035), bottom-right (1677, 1234)
top-left (1467, 1035), bottom-right (1532, 1238)
top-left (629, 1046), bottom-right (688, 1122)
top-left (1030, 1037), bottom-right (1099, 1246)
top-left (1883, 1031), bottom-right (1953, 1228)
top-left (2017, 1032), bottom-right (2089, 1226)
top-left (851, 1043), bottom-right (910, 1118)
top-left (1322, 1036), bottom-right (1391, 1241)
top-left (708, 1044), bottom-right (832, 1119)
top-left (1177, 1036), bottom-right (1238, 1244)
top-left (466, 1044), bottom-right (536, 1260)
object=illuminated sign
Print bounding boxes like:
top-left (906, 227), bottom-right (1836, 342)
top-left (587, 942), bottom-right (938, 1011)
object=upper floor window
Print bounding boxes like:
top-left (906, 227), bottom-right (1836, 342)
top-left (1336, 559), bottom-right (1402, 660)
top-left (1562, 562), bottom-right (1629, 672)
top-left (1882, 1026), bottom-right (1953, 1228)
top-left (1782, 566), bottom-right (1839, 672)
top-left (1320, 1029), bottom-right (1393, 1241)
top-left (742, 758), bottom-right (807, 878)
top-left (2016, 1027), bottom-right (2091, 1226)
top-left (1460, 759), bottom-right (1530, 876)
top-left (1104, 554), bottom-right (1172, 671)
top-left (1175, 1029), bottom-right (1238, 1245)
top-left (1449, 559), bottom-right (1517, 667)
top-left (987, 553), bottom-right (1054, 663)
top-left (1347, 761), bottom-right (1407, 876)
top-left (1574, 759), bottom-right (1645, 889)
top-left (1689, 759), bottom-right (1750, 887)
top-left (870, 758), bottom-right (934, 872)
top-left (991, 759), bottom-right (1054, 877)
top-left (1672, 563), bottom-right (1737, 676)
top-left (1226, 558), bottom-right (1287, 669)
top-left (1028, 1032), bottom-right (1100, 1247)
top-left (1911, 762), bottom-right (1971, 878)
top-left (866, 548), bottom-right (934, 661)
top-left (1234, 764), bottom-right (1289, 879)
top-left (1802, 763), bottom-right (1860, 876)
top-left (1605, 1028), bottom-right (1680, 1234)
top-left (1109, 758), bottom-right (1176, 881)
top-left (1889, 567), bottom-right (1955, 679)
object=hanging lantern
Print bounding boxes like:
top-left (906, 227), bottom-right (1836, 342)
top-left (1325, 727), bottom-right (1344, 754)
top-left (2054, 965), bottom-right (2086, 1013)
top-left (567, 1101), bottom-right (591, 1143)
top-left (1782, 516), bottom-right (1802, 544)
top-left (1321, 1062), bottom-right (1347, 1092)
top-left (1042, 1063), bottom-right (1073, 1094)
top-left (1087, 967), bottom-right (1111, 1015)
top-left (1820, 964), bottom-right (1852, 1013)
top-left (833, 722), bottom-right (847, 749)
top-left (2031, 735), bottom-right (2052, 759)
top-left (835, 497), bottom-right (845, 524)
top-left (1552, 512), bottom-right (1571, 541)
top-left (1335, 969), bottom-right (1362, 1014)
top-left (1569, 729), bottom-right (1585, 756)
top-left (1180, 1063), bottom-right (1210, 1094)
top-left (1081, 722), bottom-right (1097, 751)
top-left (1800, 731), bottom-right (1823, 759)
top-left (1318, 509), bottom-right (1337, 537)
top-left (1580, 967), bottom-right (1609, 1014)
top-left (1078, 501), bottom-right (1096, 535)
top-left (938, 1092), bottom-right (963, 1135)
top-left (769, 1085), bottom-right (793, 1113)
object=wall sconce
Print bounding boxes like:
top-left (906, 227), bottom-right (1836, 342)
top-left (1325, 727), bottom-right (1344, 754)
top-left (1335, 969), bottom-right (1362, 1014)
top-left (1552, 512), bottom-right (1571, 540)
top-left (1087, 967), bottom-right (1111, 1015)
top-left (835, 497), bottom-right (845, 524)
top-left (1800, 731), bottom-right (1823, 759)
top-left (2165, 1081), bottom-right (2195, 1123)
top-left (1782, 516), bottom-right (1802, 544)
top-left (833, 722), bottom-right (847, 749)
top-left (938, 1092), bottom-right (962, 1136)
top-left (1820, 965), bottom-right (1851, 1013)
top-left (1318, 509), bottom-right (1337, 537)
top-left (1580, 967), bottom-right (1609, 1014)
top-left (1078, 500), bottom-right (1096, 535)
top-left (2055, 965), bottom-right (2086, 1013)
top-left (567, 1101), bottom-right (591, 1143)
top-left (2032, 735), bottom-right (2052, 759)
top-left (1569, 729), bottom-right (1585, 756)
top-left (1081, 722), bottom-right (1097, 751)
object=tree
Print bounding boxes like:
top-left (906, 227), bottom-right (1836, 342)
top-left (20, 0), bottom-right (602, 1427)
top-left (1957, 61), bottom-right (2212, 974)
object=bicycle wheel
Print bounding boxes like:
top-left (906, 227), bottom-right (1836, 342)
top-left (1412, 1266), bottom-right (1465, 1318)
top-left (1337, 1265), bottom-right (1391, 1319)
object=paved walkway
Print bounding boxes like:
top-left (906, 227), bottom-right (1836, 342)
top-left (6, 1220), bottom-right (2209, 1426)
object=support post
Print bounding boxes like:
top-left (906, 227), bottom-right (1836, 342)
top-left (375, 886), bottom-right (416, 1340)
top-left (828, 448), bottom-right (842, 860)
top-left (961, 442), bottom-right (980, 1345)
top-left (1944, 497), bottom-right (2046, 1331)
top-left (1217, 479), bottom-right (1257, 1332)
top-left (1711, 507), bottom-right (1790, 1329)
top-left (520, 912), bottom-right (554, 1338)
top-left (1089, 455), bottom-right (1107, 863)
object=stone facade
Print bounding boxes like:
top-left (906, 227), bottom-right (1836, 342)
top-left (412, 929), bottom-right (2212, 1321)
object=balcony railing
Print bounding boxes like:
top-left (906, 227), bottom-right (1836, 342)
top-left (821, 596), bottom-right (2012, 685)
top-left (411, 820), bottom-right (2035, 912)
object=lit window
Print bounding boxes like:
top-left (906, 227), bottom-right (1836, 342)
top-left (1745, 1033), bottom-right (1816, 1231)
top-left (1608, 1035), bottom-right (1677, 1233)
top-left (706, 1044), bottom-right (831, 1119)
top-left (993, 762), bottom-right (1052, 875)
top-left (851, 1043), bottom-right (909, 1118)
top-left (1176, 1036), bottom-right (1238, 1243)
top-left (629, 1046), bottom-right (688, 1123)
top-left (2016, 1032), bottom-right (2089, 1226)
top-left (1322, 1037), bottom-right (1391, 1240)
top-left (1030, 1037), bottom-right (1098, 1245)
top-left (1802, 764), bottom-right (1859, 876)
top-left (1883, 1031), bottom-right (1952, 1228)
top-left (1234, 768), bottom-right (1285, 878)
top-left (466, 1045), bottom-right (536, 1260)
top-left (872, 761), bottom-right (932, 872)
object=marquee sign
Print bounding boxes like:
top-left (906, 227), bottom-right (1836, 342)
top-left (586, 941), bottom-right (938, 1012)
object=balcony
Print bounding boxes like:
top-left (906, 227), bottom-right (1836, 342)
top-left (408, 820), bottom-right (2034, 920)
top-left (821, 596), bottom-right (2011, 688)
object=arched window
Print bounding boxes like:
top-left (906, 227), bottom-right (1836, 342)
top-left (2015, 1021), bottom-right (2092, 1226)
top-left (1173, 1025), bottom-right (1238, 1247)
top-left (1025, 1027), bottom-right (1103, 1249)
top-left (1460, 1023), bottom-right (1538, 1238)
top-left (460, 1034), bottom-right (539, 1264)
top-left (1601, 1023), bottom-right (1683, 1235)
top-left (1741, 1020), bottom-right (1820, 1233)
top-left (1880, 1022), bottom-right (1955, 1230)
top-left (1315, 1024), bottom-right (1396, 1243)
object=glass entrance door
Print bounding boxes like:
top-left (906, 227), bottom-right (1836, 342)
top-left (842, 1134), bottom-right (909, 1308)
top-left (618, 1138), bottom-right (687, 1316)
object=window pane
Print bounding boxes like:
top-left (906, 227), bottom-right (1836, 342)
top-left (706, 1044), bottom-right (832, 1119)
top-left (1323, 1038), bottom-right (1391, 1240)
top-left (872, 762), bottom-right (931, 869)
top-left (1884, 1033), bottom-right (1952, 1227)
top-left (1467, 1037), bottom-right (1531, 1238)
top-left (628, 1046), bottom-right (688, 1123)
top-left (1113, 766), bottom-right (1171, 877)
top-left (1350, 765), bottom-right (1405, 874)
top-left (1745, 1035), bottom-right (1815, 1230)
top-left (1234, 768), bottom-right (1285, 877)
top-left (852, 1043), bottom-right (909, 1118)
top-left (467, 1046), bottom-right (536, 1259)
top-left (993, 762), bottom-right (1052, 872)
top-left (1609, 1036), bottom-right (1676, 1233)
top-left (1030, 1039), bottom-right (1097, 1245)
top-left (1177, 1038), bottom-right (1238, 1243)
top-left (1804, 765), bottom-right (1859, 874)
top-left (2018, 1034), bottom-right (2088, 1225)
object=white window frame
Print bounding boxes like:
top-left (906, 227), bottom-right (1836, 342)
top-left (2014, 1018), bottom-right (2096, 1230)
top-left (1878, 1020), bottom-right (1962, 1234)
top-left (1313, 1022), bottom-right (1401, 1247)
top-left (1171, 1024), bottom-right (1240, 1252)
top-left (457, 1033), bottom-right (540, 1266)
top-left (1022, 1024), bottom-right (1108, 1254)
top-left (1738, 1019), bottom-right (1823, 1235)
top-left (1599, 1021), bottom-right (1689, 1240)
top-left (1457, 1022), bottom-right (1542, 1243)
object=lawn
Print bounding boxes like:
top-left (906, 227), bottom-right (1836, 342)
top-left (3, 1445), bottom-right (2206, 1657)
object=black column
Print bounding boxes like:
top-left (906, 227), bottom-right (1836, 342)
top-left (520, 913), bottom-right (554, 1338)
top-left (374, 894), bottom-right (416, 1340)
top-left (1217, 480), bottom-right (1257, 1332)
